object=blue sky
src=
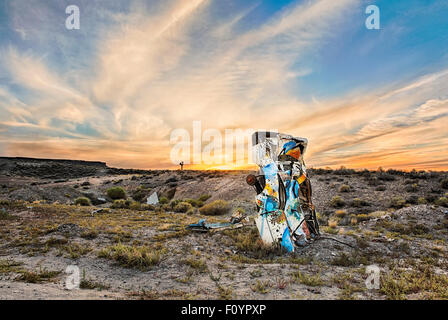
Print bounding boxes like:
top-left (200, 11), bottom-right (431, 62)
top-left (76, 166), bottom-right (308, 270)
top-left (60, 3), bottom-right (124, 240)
top-left (0, 0), bottom-right (447, 169)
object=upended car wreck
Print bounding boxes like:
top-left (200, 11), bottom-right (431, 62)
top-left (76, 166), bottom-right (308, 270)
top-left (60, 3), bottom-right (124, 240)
top-left (187, 131), bottom-right (320, 253)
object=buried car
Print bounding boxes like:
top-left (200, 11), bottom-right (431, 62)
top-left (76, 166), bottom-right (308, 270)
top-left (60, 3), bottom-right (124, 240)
top-left (246, 131), bottom-right (320, 252)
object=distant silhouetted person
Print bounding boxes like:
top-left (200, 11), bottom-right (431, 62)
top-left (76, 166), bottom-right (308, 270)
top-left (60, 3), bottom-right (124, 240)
top-left (179, 161), bottom-right (184, 170)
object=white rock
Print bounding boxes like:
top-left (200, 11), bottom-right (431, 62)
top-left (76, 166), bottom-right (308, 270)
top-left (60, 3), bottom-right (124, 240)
top-left (146, 192), bottom-right (159, 205)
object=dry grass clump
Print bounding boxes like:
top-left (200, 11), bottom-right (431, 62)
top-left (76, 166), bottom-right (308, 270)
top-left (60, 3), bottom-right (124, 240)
top-left (181, 257), bottom-right (208, 273)
top-left (111, 199), bottom-right (131, 209)
top-left (251, 280), bottom-right (272, 294)
top-left (334, 210), bottom-right (347, 217)
top-left (390, 196), bottom-right (406, 209)
top-left (435, 197), bottom-right (448, 207)
top-left (330, 196), bottom-right (345, 208)
top-left (0, 259), bottom-right (24, 274)
top-left (199, 200), bottom-right (230, 216)
top-left (174, 201), bottom-right (193, 213)
top-left (339, 184), bottom-right (351, 193)
top-left (380, 266), bottom-right (448, 299)
top-left (79, 270), bottom-right (110, 290)
top-left (131, 186), bottom-right (152, 203)
top-left (441, 178), bottom-right (448, 189)
top-left (223, 228), bottom-right (279, 259)
top-left (351, 198), bottom-right (369, 207)
top-left (16, 268), bottom-right (61, 283)
top-left (291, 271), bottom-right (324, 287)
top-left (331, 251), bottom-right (369, 267)
top-left (98, 243), bottom-right (162, 270)
top-left (159, 197), bottom-right (169, 205)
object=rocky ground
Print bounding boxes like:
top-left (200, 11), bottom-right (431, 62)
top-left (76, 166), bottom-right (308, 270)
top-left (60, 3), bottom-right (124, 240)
top-left (0, 157), bottom-right (448, 300)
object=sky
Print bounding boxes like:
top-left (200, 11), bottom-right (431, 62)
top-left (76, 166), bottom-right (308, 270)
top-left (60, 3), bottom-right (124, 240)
top-left (0, 0), bottom-right (447, 170)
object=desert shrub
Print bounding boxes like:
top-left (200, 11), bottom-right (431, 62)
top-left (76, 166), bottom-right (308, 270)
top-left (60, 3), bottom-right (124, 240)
top-left (387, 169), bottom-right (405, 176)
top-left (417, 197), bottom-right (428, 205)
top-left (315, 211), bottom-right (326, 224)
top-left (199, 200), bottom-right (231, 216)
top-left (330, 196), bottom-right (345, 208)
top-left (223, 228), bottom-right (278, 258)
top-left (233, 207), bottom-right (246, 215)
top-left (425, 194), bottom-right (437, 203)
top-left (367, 178), bottom-right (381, 186)
top-left (435, 197), bottom-right (448, 207)
top-left (132, 186), bottom-right (151, 202)
top-left (0, 208), bottom-right (11, 220)
top-left (390, 196), bottom-right (406, 209)
top-left (356, 214), bottom-right (370, 222)
top-left (375, 185), bottom-right (386, 191)
top-left (81, 229), bottom-right (98, 240)
top-left (441, 178), bottom-right (448, 190)
top-left (404, 184), bottom-right (418, 192)
top-left (333, 166), bottom-right (355, 176)
top-left (186, 207), bottom-right (197, 215)
top-left (174, 201), bottom-right (193, 213)
top-left (16, 268), bottom-right (61, 283)
top-left (184, 198), bottom-right (203, 207)
top-left (351, 198), bottom-right (369, 207)
top-left (378, 172), bottom-right (395, 181)
top-left (107, 187), bottom-right (126, 200)
top-left (380, 267), bottom-right (448, 299)
top-left (198, 194), bottom-right (211, 202)
top-left (406, 195), bottom-right (418, 205)
top-left (334, 210), bottom-right (347, 217)
top-left (328, 219), bottom-right (339, 228)
top-left (408, 223), bottom-right (430, 235)
top-left (368, 211), bottom-right (387, 219)
top-left (292, 271), bottom-right (324, 287)
top-left (0, 199), bottom-right (10, 206)
top-left (359, 169), bottom-right (372, 178)
top-left (74, 197), bottom-right (91, 206)
top-left (159, 197), bottom-right (169, 205)
top-left (111, 199), bottom-right (131, 209)
top-left (339, 184), bottom-right (351, 193)
top-left (168, 199), bottom-right (182, 209)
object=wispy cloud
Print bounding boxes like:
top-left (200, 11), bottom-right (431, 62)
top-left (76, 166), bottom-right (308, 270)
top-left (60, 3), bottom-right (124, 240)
top-left (0, 0), bottom-right (447, 170)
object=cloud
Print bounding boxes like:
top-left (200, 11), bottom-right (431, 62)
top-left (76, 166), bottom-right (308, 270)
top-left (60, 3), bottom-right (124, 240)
top-left (0, 0), bottom-right (447, 170)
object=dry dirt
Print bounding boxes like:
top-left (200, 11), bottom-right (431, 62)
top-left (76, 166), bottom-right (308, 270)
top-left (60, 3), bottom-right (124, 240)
top-left (1, 157), bottom-right (448, 300)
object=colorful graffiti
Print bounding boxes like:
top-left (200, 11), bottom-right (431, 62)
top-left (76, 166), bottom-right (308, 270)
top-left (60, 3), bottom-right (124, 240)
top-left (247, 131), bottom-right (320, 252)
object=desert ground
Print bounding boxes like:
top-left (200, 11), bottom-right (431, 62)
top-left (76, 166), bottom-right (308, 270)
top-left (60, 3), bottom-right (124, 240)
top-left (0, 157), bottom-right (447, 300)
